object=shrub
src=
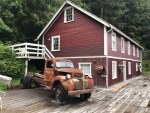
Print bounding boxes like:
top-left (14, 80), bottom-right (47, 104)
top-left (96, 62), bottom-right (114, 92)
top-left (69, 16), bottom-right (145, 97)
top-left (0, 42), bottom-right (25, 77)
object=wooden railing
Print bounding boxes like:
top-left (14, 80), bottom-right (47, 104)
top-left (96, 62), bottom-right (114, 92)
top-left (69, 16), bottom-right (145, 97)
top-left (10, 43), bottom-right (54, 59)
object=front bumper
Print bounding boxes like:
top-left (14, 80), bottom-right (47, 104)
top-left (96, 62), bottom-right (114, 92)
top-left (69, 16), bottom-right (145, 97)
top-left (68, 89), bottom-right (94, 96)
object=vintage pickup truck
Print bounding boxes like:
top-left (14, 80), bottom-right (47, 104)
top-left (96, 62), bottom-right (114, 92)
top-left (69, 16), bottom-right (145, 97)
top-left (20, 58), bottom-right (94, 105)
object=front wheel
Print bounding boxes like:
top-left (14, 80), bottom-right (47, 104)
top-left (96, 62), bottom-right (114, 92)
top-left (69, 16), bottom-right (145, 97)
top-left (80, 93), bottom-right (91, 101)
top-left (55, 84), bottom-right (68, 105)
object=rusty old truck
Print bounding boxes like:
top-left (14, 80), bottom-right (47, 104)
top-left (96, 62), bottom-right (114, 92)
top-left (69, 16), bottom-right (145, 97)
top-left (20, 58), bottom-right (94, 105)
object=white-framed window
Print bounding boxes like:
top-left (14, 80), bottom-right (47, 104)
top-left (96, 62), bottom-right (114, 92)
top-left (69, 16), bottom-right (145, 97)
top-left (133, 45), bottom-right (135, 56)
top-left (112, 32), bottom-right (116, 51)
top-left (79, 63), bottom-right (92, 76)
top-left (64, 6), bottom-right (74, 23)
top-left (137, 47), bottom-right (139, 57)
top-left (51, 35), bottom-right (60, 51)
top-left (121, 37), bottom-right (125, 53)
top-left (128, 41), bottom-right (130, 55)
top-left (140, 63), bottom-right (142, 72)
top-left (112, 61), bottom-right (117, 79)
top-left (128, 62), bottom-right (131, 75)
top-left (136, 63), bottom-right (138, 71)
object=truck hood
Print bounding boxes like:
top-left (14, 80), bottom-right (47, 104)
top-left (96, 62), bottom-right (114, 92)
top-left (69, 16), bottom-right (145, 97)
top-left (57, 68), bottom-right (83, 74)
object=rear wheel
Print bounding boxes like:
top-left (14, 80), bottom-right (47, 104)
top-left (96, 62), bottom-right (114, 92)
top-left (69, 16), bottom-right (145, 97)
top-left (80, 93), bottom-right (91, 101)
top-left (20, 76), bottom-right (27, 89)
top-left (55, 84), bottom-right (67, 105)
top-left (26, 75), bottom-right (39, 89)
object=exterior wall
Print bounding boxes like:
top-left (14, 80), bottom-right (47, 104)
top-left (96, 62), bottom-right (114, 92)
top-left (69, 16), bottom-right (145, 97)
top-left (68, 58), bottom-right (106, 87)
top-left (108, 58), bottom-right (141, 86)
top-left (107, 32), bottom-right (142, 61)
top-left (44, 8), bottom-right (104, 57)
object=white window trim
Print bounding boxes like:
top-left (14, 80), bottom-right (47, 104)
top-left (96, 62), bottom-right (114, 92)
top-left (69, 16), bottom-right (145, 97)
top-left (137, 47), bottom-right (139, 57)
top-left (112, 61), bottom-right (117, 79)
top-left (78, 63), bottom-right (92, 76)
top-left (136, 63), bottom-right (138, 71)
top-left (133, 45), bottom-right (135, 56)
top-left (112, 32), bottom-right (117, 51)
top-left (140, 63), bottom-right (142, 72)
top-left (128, 62), bottom-right (131, 75)
top-left (51, 35), bottom-right (60, 51)
top-left (64, 6), bottom-right (74, 23)
top-left (128, 41), bottom-right (130, 55)
top-left (121, 37), bottom-right (125, 53)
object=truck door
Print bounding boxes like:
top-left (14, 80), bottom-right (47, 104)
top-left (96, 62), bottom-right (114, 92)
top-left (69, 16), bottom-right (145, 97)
top-left (44, 60), bottom-right (54, 82)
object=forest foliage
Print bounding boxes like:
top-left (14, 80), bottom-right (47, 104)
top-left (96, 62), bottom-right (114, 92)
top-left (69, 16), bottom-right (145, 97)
top-left (0, 0), bottom-right (150, 74)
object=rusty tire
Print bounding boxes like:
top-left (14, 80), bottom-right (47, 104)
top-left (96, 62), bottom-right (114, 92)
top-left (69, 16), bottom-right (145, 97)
top-left (55, 84), bottom-right (67, 105)
top-left (20, 76), bottom-right (27, 89)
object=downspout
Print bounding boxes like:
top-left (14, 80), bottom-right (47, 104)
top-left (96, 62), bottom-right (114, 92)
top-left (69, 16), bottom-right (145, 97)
top-left (106, 25), bottom-right (113, 88)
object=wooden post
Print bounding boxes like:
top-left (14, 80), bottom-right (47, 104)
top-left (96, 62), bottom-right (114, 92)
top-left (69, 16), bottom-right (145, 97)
top-left (25, 59), bottom-right (28, 77)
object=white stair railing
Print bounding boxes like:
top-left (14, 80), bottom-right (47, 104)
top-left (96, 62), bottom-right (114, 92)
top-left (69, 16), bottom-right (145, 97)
top-left (10, 43), bottom-right (54, 59)
top-left (44, 46), bottom-right (55, 58)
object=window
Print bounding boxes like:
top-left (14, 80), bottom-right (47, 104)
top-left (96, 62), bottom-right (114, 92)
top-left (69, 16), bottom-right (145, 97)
top-left (137, 47), bottom-right (139, 57)
top-left (128, 41), bottom-right (130, 55)
top-left (133, 45), bottom-right (135, 56)
top-left (64, 6), bottom-right (74, 23)
top-left (128, 62), bottom-right (131, 75)
top-left (51, 35), bottom-right (60, 51)
top-left (79, 63), bottom-right (91, 76)
top-left (140, 63), bottom-right (142, 72)
top-left (112, 61), bottom-right (117, 79)
top-left (136, 63), bottom-right (138, 71)
top-left (47, 61), bottom-right (54, 68)
top-left (121, 37), bottom-right (125, 53)
top-left (112, 33), bottom-right (116, 51)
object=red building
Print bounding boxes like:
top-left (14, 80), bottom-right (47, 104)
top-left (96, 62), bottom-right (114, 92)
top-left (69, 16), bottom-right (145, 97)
top-left (35, 1), bottom-right (144, 87)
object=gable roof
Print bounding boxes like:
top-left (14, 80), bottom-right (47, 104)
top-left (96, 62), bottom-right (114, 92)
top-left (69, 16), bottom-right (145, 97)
top-left (35, 0), bottom-right (144, 50)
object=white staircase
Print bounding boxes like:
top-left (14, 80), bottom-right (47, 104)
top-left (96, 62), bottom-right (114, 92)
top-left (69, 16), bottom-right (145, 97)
top-left (10, 43), bottom-right (54, 59)
top-left (10, 43), bottom-right (55, 76)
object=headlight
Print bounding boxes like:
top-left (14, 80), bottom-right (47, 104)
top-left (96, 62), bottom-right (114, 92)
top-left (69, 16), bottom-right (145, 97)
top-left (66, 74), bottom-right (71, 79)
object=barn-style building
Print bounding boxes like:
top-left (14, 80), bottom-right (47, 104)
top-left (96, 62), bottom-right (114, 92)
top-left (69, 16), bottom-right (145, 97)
top-left (35, 1), bottom-right (144, 87)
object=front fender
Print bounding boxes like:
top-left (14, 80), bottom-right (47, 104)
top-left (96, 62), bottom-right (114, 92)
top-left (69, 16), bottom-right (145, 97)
top-left (85, 76), bottom-right (94, 89)
top-left (51, 76), bottom-right (75, 91)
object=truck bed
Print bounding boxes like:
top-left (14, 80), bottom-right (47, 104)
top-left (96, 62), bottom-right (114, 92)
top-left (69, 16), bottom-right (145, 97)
top-left (34, 73), bottom-right (44, 79)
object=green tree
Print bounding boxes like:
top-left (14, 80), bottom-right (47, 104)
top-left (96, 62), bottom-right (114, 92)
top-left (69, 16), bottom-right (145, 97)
top-left (0, 42), bottom-right (25, 77)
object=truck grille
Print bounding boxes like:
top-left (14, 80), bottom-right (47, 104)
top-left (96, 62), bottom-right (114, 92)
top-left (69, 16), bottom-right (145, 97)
top-left (73, 79), bottom-right (88, 90)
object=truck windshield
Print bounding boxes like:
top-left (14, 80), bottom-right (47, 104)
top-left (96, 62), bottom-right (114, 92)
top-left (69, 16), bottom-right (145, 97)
top-left (56, 61), bottom-right (74, 68)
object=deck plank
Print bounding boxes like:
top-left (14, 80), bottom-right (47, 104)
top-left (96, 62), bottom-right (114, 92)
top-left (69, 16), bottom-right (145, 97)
top-left (1, 76), bottom-right (150, 113)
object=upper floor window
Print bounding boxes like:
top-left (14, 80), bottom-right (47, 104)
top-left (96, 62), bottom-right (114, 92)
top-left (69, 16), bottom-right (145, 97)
top-left (79, 63), bottom-right (92, 76)
top-left (64, 6), bottom-right (74, 23)
top-left (112, 61), bottom-right (117, 79)
top-left (112, 33), bottom-right (116, 51)
top-left (128, 41), bottom-right (130, 55)
top-left (121, 37), bottom-right (125, 53)
top-left (51, 35), bottom-right (60, 51)
top-left (137, 47), bottom-right (139, 57)
top-left (133, 45), bottom-right (135, 56)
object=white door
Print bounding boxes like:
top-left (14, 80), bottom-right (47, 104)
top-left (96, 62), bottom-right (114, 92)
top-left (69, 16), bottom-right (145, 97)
top-left (123, 61), bottom-right (126, 81)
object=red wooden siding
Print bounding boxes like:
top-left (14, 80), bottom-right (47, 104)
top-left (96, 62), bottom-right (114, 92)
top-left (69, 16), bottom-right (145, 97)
top-left (44, 8), bottom-right (104, 57)
top-left (107, 58), bottom-right (141, 86)
top-left (107, 32), bottom-right (142, 61)
top-left (69, 58), bottom-right (106, 87)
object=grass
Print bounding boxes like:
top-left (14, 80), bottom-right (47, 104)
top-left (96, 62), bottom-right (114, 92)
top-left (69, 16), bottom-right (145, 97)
top-left (0, 77), bottom-right (20, 91)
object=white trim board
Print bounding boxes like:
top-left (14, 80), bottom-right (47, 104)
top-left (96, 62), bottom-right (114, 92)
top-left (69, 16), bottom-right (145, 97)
top-left (58, 55), bottom-right (142, 62)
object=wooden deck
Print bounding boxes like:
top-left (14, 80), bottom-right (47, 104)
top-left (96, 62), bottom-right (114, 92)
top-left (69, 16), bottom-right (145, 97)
top-left (1, 76), bottom-right (150, 113)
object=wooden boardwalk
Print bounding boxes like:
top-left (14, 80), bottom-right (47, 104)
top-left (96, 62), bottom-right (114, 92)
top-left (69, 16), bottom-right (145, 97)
top-left (1, 76), bottom-right (150, 113)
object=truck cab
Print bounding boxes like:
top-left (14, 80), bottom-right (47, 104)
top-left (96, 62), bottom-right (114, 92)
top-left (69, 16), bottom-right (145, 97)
top-left (21, 58), bottom-right (94, 105)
